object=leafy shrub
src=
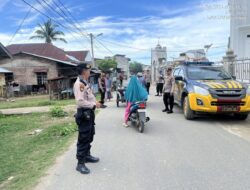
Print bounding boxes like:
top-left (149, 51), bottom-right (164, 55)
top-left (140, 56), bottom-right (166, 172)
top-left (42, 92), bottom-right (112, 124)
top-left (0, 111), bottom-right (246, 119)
top-left (60, 124), bottom-right (77, 136)
top-left (50, 106), bottom-right (65, 117)
top-left (0, 112), bottom-right (5, 118)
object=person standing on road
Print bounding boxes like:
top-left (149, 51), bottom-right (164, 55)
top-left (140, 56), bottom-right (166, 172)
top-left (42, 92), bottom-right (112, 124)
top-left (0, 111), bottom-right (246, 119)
top-left (105, 74), bottom-right (112, 101)
top-left (144, 70), bottom-right (151, 94)
top-left (156, 75), bottom-right (164, 96)
top-left (162, 68), bottom-right (175, 114)
top-left (119, 72), bottom-right (124, 86)
top-left (98, 72), bottom-right (107, 108)
top-left (73, 63), bottom-right (101, 175)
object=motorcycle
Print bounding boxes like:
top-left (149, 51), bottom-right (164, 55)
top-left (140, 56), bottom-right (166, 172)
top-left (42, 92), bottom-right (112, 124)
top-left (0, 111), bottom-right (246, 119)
top-left (128, 101), bottom-right (150, 133)
top-left (116, 86), bottom-right (126, 107)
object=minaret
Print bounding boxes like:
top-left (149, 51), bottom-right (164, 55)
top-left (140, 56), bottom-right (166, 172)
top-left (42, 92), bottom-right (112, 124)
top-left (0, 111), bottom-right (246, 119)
top-left (151, 42), bottom-right (167, 82)
top-left (223, 37), bottom-right (237, 75)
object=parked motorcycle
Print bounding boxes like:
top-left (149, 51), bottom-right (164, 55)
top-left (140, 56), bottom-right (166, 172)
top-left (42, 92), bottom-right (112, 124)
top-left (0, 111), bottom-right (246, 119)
top-left (128, 101), bottom-right (150, 133)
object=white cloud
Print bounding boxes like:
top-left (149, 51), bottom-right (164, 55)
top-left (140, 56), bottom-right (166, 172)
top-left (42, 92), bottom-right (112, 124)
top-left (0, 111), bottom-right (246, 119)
top-left (0, 0), bottom-right (10, 11)
top-left (73, 0), bottom-right (229, 63)
top-left (0, 0), bottom-right (230, 64)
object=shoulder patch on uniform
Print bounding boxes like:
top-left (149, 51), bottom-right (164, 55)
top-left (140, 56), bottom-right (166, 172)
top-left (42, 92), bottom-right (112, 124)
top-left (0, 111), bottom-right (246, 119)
top-left (80, 84), bottom-right (85, 92)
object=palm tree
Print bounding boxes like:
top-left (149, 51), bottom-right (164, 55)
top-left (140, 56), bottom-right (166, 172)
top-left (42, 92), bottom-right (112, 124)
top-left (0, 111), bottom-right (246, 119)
top-left (30, 19), bottom-right (67, 43)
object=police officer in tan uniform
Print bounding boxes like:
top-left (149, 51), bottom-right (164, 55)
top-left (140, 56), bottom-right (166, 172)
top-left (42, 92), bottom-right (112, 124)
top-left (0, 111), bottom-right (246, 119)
top-left (74, 63), bottom-right (101, 174)
top-left (162, 67), bottom-right (175, 114)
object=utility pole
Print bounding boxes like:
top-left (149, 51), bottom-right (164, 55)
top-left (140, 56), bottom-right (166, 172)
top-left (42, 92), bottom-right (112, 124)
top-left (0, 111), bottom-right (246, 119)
top-left (89, 33), bottom-right (95, 67)
top-left (88, 33), bottom-right (103, 68)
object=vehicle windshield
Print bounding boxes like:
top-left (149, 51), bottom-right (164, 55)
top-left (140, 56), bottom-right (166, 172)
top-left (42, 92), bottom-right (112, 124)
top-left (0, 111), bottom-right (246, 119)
top-left (187, 66), bottom-right (232, 80)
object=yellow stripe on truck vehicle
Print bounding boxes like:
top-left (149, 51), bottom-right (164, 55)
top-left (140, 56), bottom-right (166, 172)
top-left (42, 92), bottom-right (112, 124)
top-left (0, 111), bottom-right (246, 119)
top-left (173, 62), bottom-right (250, 120)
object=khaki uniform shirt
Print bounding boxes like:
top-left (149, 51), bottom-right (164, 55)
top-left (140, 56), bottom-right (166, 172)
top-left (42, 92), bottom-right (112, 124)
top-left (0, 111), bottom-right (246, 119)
top-left (163, 75), bottom-right (175, 93)
top-left (73, 77), bottom-right (96, 108)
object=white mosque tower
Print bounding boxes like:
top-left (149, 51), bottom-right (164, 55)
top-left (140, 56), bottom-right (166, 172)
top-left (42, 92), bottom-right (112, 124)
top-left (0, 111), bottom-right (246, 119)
top-left (151, 42), bottom-right (167, 82)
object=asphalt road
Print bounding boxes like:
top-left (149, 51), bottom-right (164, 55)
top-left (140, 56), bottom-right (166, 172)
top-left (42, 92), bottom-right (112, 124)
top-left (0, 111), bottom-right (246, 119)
top-left (35, 93), bottom-right (250, 190)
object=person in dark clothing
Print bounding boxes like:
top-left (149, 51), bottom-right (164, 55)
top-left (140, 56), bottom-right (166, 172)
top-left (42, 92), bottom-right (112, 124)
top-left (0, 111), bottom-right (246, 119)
top-left (156, 75), bottom-right (164, 96)
top-left (73, 63), bottom-right (101, 174)
top-left (119, 72), bottom-right (124, 87)
top-left (163, 93), bottom-right (174, 113)
top-left (98, 72), bottom-right (107, 108)
top-left (162, 68), bottom-right (175, 114)
top-left (144, 70), bottom-right (151, 94)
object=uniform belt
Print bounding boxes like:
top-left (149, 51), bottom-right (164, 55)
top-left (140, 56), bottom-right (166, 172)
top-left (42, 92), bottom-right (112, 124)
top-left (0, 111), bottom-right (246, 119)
top-left (77, 106), bottom-right (95, 112)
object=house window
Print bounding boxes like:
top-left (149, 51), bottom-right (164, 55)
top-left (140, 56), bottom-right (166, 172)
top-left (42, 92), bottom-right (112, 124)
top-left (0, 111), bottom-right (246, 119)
top-left (36, 72), bottom-right (47, 85)
top-left (5, 73), bottom-right (14, 84)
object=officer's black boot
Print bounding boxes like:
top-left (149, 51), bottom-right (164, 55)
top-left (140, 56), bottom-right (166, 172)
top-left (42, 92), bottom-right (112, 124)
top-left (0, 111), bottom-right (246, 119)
top-left (86, 155), bottom-right (100, 163)
top-left (76, 162), bottom-right (90, 174)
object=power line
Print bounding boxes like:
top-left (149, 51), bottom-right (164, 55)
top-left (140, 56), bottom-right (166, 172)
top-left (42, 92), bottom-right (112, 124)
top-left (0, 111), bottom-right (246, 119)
top-left (21, 0), bottom-right (85, 44)
top-left (95, 39), bottom-right (114, 56)
top-left (51, 0), bottom-right (90, 41)
top-left (56, 0), bottom-right (89, 34)
top-left (37, 0), bottom-right (81, 36)
top-left (101, 39), bottom-right (180, 52)
top-left (39, 0), bottom-right (82, 35)
top-left (38, 0), bottom-right (93, 51)
top-left (8, 7), bottom-right (32, 45)
top-left (101, 39), bottom-right (227, 52)
top-left (38, 0), bottom-right (119, 58)
top-left (101, 39), bottom-right (150, 52)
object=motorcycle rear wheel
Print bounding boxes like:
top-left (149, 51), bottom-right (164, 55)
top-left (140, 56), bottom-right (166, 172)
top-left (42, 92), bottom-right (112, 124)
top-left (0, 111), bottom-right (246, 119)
top-left (138, 121), bottom-right (144, 133)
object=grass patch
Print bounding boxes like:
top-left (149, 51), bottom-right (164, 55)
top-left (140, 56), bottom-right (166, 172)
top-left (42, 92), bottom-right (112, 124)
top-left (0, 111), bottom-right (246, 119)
top-left (0, 94), bottom-right (101, 109)
top-left (0, 95), bottom-right (76, 109)
top-left (0, 113), bottom-right (77, 190)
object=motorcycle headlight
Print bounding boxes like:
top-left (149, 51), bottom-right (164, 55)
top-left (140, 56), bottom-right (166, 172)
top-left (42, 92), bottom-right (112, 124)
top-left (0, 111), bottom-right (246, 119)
top-left (193, 86), bottom-right (210, 96)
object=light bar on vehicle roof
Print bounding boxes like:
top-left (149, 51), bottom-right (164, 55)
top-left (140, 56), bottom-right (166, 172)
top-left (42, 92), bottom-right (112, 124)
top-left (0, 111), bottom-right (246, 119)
top-left (184, 61), bottom-right (214, 65)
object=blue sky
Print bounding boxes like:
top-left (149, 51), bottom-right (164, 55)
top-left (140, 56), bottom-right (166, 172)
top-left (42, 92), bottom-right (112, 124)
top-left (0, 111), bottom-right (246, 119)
top-left (0, 0), bottom-right (229, 64)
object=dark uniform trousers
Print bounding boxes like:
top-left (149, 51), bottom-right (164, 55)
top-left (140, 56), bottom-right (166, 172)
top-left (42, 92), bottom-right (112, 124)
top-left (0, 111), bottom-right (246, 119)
top-left (75, 108), bottom-right (95, 163)
top-left (156, 83), bottom-right (164, 95)
top-left (163, 93), bottom-right (174, 111)
top-left (99, 89), bottom-right (106, 105)
top-left (146, 82), bottom-right (150, 94)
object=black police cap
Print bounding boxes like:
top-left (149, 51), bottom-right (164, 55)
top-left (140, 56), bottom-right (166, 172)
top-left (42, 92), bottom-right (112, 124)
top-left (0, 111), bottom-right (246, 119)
top-left (77, 63), bottom-right (92, 75)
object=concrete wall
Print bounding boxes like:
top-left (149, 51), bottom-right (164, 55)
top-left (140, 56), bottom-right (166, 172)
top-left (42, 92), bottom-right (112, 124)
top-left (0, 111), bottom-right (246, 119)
top-left (0, 54), bottom-right (58, 86)
top-left (230, 0), bottom-right (250, 59)
top-left (114, 55), bottom-right (130, 77)
top-left (0, 73), bottom-right (5, 86)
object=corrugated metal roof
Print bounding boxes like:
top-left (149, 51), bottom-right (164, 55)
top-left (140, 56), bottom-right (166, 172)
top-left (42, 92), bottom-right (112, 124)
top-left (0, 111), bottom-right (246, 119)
top-left (0, 67), bottom-right (12, 73)
top-left (66, 51), bottom-right (89, 62)
top-left (6, 43), bottom-right (89, 64)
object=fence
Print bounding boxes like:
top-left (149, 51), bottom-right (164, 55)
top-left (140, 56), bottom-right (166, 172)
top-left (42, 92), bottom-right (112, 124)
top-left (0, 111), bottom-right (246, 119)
top-left (223, 59), bottom-right (250, 84)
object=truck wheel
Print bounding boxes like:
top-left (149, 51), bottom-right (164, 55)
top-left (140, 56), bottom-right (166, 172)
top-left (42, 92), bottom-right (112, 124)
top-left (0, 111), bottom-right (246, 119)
top-left (183, 96), bottom-right (195, 120)
top-left (233, 113), bottom-right (249, 120)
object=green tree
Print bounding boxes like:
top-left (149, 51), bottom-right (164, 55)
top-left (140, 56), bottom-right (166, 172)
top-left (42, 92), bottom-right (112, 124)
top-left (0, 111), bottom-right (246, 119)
top-left (30, 19), bottom-right (67, 43)
top-left (97, 59), bottom-right (117, 72)
top-left (129, 61), bottom-right (143, 74)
